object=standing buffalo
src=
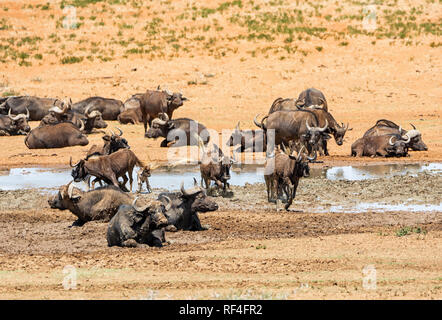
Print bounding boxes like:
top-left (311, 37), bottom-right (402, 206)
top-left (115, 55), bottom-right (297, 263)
top-left (254, 110), bottom-right (328, 156)
top-left (25, 122), bottom-right (88, 149)
top-left (0, 108), bottom-right (30, 136)
top-left (140, 88), bottom-right (187, 134)
top-left (268, 97), bottom-right (302, 114)
top-left (226, 122), bottom-right (267, 152)
top-left (71, 97), bottom-right (124, 120)
top-left (145, 113), bottom-right (210, 147)
top-left (364, 120), bottom-right (428, 151)
top-left (106, 198), bottom-right (169, 248)
top-left (264, 145), bottom-right (314, 211)
top-left (70, 148), bottom-right (146, 191)
top-left (295, 88), bottom-right (328, 111)
top-left (351, 134), bottom-right (409, 157)
top-left (48, 182), bottom-right (133, 226)
top-left (0, 96), bottom-right (63, 120)
top-left (157, 180), bottom-right (218, 231)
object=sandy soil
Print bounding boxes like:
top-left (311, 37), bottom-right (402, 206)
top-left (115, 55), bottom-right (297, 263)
top-left (0, 0), bottom-right (441, 299)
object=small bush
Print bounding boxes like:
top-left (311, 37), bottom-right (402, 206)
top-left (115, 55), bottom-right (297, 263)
top-left (61, 56), bottom-right (83, 64)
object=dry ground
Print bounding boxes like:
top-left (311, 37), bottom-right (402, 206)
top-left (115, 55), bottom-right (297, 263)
top-left (0, 0), bottom-right (441, 299)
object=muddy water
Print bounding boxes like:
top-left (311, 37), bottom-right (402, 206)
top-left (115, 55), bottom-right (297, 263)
top-left (0, 163), bottom-right (441, 213)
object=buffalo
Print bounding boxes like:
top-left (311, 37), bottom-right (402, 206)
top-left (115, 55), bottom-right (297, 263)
top-left (0, 108), bottom-right (30, 136)
top-left (157, 180), bottom-right (218, 231)
top-left (140, 88), bottom-right (187, 134)
top-left (226, 122), bottom-right (267, 153)
top-left (351, 134), bottom-right (409, 157)
top-left (48, 182), bottom-right (133, 226)
top-left (71, 96), bottom-right (124, 120)
top-left (145, 113), bottom-right (210, 147)
top-left (296, 88), bottom-right (328, 111)
top-left (106, 197), bottom-right (169, 248)
top-left (0, 96), bottom-right (63, 120)
top-left (86, 127), bottom-right (129, 160)
top-left (364, 120), bottom-right (428, 151)
top-left (25, 122), bottom-right (88, 149)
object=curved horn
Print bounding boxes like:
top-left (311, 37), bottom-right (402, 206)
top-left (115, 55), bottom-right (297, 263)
top-left (305, 120), bottom-right (312, 131)
top-left (235, 121), bottom-right (240, 130)
top-left (402, 134), bottom-right (411, 144)
top-left (319, 119), bottom-right (328, 132)
top-left (67, 181), bottom-right (74, 199)
top-left (253, 114), bottom-right (262, 128)
top-left (165, 88), bottom-right (172, 96)
top-left (25, 107), bottom-right (30, 119)
top-left (281, 142), bottom-right (290, 155)
top-left (8, 108), bottom-right (20, 121)
top-left (78, 119), bottom-right (85, 132)
top-left (162, 195), bottom-right (172, 211)
top-left (410, 123), bottom-right (416, 130)
top-left (84, 105), bottom-right (91, 117)
top-left (306, 149), bottom-right (317, 162)
top-left (132, 197), bottom-right (150, 212)
top-left (389, 136), bottom-right (396, 146)
top-left (116, 127), bottom-right (123, 136)
top-left (180, 181), bottom-right (200, 197)
top-left (69, 156), bottom-right (81, 167)
top-left (49, 106), bottom-right (64, 114)
top-left (152, 117), bottom-right (167, 126)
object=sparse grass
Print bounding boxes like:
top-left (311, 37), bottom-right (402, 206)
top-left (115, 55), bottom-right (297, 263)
top-left (396, 226), bottom-right (427, 237)
top-left (61, 56), bottom-right (84, 64)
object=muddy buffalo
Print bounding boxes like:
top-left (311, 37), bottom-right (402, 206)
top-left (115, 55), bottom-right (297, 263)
top-left (140, 88), bottom-right (187, 133)
top-left (145, 113), bottom-right (210, 147)
top-left (351, 134), bottom-right (409, 157)
top-left (157, 180), bottom-right (218, 231)
top-left (25, 122), bottom-right (88, 149)
top-left (71, 97), bottom-right (124, 120)
top-left (364, 120), bottom-right (428, 151)
top-left (106, 197), bottom-right (169, 248)
top-left (0, 96), bottom-right (63, 120)
top-left (0, 108), bottom-right (30, 136)
top-left (48, 182), bottom-right (133, 226)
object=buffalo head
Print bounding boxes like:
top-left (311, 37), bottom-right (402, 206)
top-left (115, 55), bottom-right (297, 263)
top-left (145, 113), bottom-right (173, 139)
top-left (402, 123), bottom-right (428, 151)
top-left (180, 180), bottom-right (218, 213)
top-left (8, 108), bottom-right (30, 134)
top-left (103, 127), bottom-right (129, 152)
top-left (304, 119), bottom-right (329, 147)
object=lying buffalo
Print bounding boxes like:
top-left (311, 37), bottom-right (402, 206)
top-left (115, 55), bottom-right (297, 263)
top-left (157, 180), bottom-right (218, 231)
top-left (48, 182), bottom-right (133, 226)
top-left (364, 120), bottom-right (428, 151)
top-left (145, 113), bottom-right (210, 147)
top-left (118, 108), bottom-right (143, 125)
top-left (0, 96), bottom-right (63, 120)
top-left (140, 88), bottom-right (187, 134)
top-left (351, 134), bottom-right (409, 157)
top-left (226, 122), bottom-right (267, 152)
top-left (72, 96), bottom-right (124, 120)
top-left (25, 122), bottom-right (88, 149)
top-left (0, 108), bottom-right (30, 136)
top-left (106, 197), bottom-right (169, 248)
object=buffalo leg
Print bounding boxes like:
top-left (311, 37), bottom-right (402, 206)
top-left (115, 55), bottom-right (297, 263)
top-left (71, 219), bottom-right (86, 227)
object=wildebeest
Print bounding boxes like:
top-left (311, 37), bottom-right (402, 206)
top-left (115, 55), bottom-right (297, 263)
top-left (226, 122), bottom-right (267, 152)
top-left (0, 108), bottom-right (30, 136)
top-left (136, 166), bottom-right (152, 193)
top-left (71, 96), bottom-right (124, 120)
top-left (157, 180), bottom-right (218, 231)
top-left (48, 182), bottom-right (133, 226)
top-left (254, 110), bottom-right (328, 156)
top-left (145, 113), bottom-right (210, 147)
top-left (86, 128), bottom-right (129, 160)
top-left (25, 122), bottom-right (88, 149)
top-left (200, 145), bottom-right (235, 195)
top-left (296, 88), bottom-right (328, 111)
top-left (106, 197), bottom-right (169, 248)
top-left (140, 88), bottom-right (187, 134)
top-left (264, 145), bottom-right (314, 211)
top-left (70, 148), bottom-right (146, 191)
top-left (0, 96), bottom-right (63, 120)
top-left (351, 134), bottom-right (409, 157)
top-left (304, 105), bottom-right (351, 155)
top-left (363, 120), bottom-right (428, 151)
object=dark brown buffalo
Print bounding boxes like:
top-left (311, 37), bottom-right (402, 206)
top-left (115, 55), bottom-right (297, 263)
top-left (0, 96), bottom-right (63, 120)
top-left (264, 145), bottom-right (314, 211)
top-left (157, 180), bottom-right (218, 231)
top-left (351, 134), bottom-right (409, 157)
top-left (70, 148), bottom-right (146, 191)
top-left (48, 182), bottom-right (132, 226)
top-left (106, 197), bottom-right (169, 248)
top-left (363, 120), bottom-right (428, 151)
top-left (268, 97), bottom-right (302, 114)
top-left (71, 96), bottom-right (124, 120)
top-left (226, 122), bottom-right (267, 152)
top-left (25, 122), bottom-right (88, 149)
top-left (254, 110), bottom-right (328, 156)
top-left (145, 113), bottom-right (209, 147)
top-left (200, 145), bottom-right (235, 195)
top-left (0, 108), bottom-right (30, 136)
top-left (296, 88), bottom-right (328, 111)
top-left (140, 88), bottom-right (187, 134)
top-left (118, 108), bottom-right (143, 125)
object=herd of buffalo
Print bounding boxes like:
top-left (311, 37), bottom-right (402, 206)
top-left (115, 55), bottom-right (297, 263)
top-left (0, 87), bottom-right (428, 247)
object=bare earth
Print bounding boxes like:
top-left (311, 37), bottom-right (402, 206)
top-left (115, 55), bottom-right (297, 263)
top-left (0, 0), bottom-right (441, 299)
